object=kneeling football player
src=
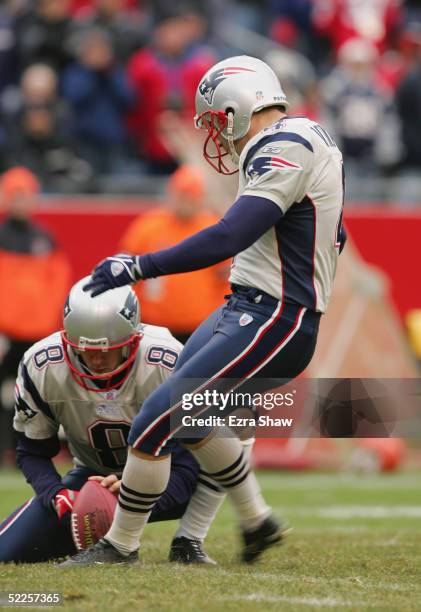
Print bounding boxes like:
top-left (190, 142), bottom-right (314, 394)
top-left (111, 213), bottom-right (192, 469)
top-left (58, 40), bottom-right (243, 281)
top-left (0, 277), bottom-right (234, 564)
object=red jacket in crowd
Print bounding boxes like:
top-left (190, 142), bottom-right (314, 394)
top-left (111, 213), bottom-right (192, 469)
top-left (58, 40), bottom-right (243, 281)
top-left (126, 47), bottom-right (215, 164)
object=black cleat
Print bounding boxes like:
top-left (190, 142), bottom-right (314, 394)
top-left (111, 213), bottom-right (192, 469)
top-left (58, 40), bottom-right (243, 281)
top-left (57, 538), bottom-right (138, 568)
top-left (241, 515), bottom-right (291, 563)
top-left (169, 537), bottom-right (217, 565)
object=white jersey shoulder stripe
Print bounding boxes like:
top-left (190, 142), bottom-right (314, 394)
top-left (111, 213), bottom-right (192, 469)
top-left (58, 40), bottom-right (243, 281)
top-left (242, 129), bottom-right (314, 175)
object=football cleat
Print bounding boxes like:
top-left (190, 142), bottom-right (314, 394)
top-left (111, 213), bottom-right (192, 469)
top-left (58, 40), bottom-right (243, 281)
top-left (241, 515), bottom-right (291, 563)
top-left (57, 538), bottom-right (138, 567)
top-left (169, 537), bottom-right (217, 565)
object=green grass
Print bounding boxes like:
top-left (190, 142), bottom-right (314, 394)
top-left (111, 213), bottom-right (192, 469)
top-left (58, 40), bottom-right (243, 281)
top-left (1, 469), bottom-right (421, 611)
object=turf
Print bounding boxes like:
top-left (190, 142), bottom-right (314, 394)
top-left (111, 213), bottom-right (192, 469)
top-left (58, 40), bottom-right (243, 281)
top-left (1, 469), bottom-right (421, 611)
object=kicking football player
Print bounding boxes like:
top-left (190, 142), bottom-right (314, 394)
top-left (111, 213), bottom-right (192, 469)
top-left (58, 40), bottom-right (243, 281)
top-left (63, 55), bottom-right (347, 566)
top-left (0, 277), bottom-right (231, 564)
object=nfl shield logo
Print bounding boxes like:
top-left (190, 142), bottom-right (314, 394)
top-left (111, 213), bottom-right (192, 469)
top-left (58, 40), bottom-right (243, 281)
top-left (239, 313), bottom-right (253, 326)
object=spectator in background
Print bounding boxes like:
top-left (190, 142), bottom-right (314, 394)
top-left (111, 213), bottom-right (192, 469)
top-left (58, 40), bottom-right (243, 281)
top-left (0, 167), bottom-right (71, 464)
top-left (320, 37), bottom-right (401, 190)
top-left (0, 1), bottom-right (18, 96)
top-left (126, 4), bottom-right (215, 174)
top-left (20, 63), bottom-right (60, 105)
top-left (0, 45), bottom-right (90, 192)
top-left (62, 27), bottom-right (135, 175)
top-left (312, 0), bottom-right (403, 56)
top-left (73, 0), bottom-right (147, 64)
top-left (15, 0), bottom-right (76, 72)
top-left (266, 0), bottom-right (318, 60)
top-left (265, 47), bottom-right (319, 119)
top-left (120, 165), bottom-right (229, 344)
top-left (396, 40), bottom-right (421, 168)
top-left (1, 63), bottom-right (71, 134)
top-left (6, 102), bottom-right (94, 193)
top-left (373, 22), bottom-right (421, 93)
top-left (393, 39), bottom-right (421, 202)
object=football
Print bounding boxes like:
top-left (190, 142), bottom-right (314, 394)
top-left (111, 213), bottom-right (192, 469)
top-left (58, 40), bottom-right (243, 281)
top-left (71, 481), bottom-right (118, 551)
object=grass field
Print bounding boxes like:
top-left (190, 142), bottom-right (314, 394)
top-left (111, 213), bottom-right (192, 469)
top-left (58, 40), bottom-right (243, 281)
top-left (1, 468), bottom-right (421, 611)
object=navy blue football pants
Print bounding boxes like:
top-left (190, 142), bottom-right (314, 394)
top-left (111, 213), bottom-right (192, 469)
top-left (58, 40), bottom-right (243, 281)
top-left (0, 446), bottom-right (198, 563)
top-left (128, 286), bottom-right (321, 455)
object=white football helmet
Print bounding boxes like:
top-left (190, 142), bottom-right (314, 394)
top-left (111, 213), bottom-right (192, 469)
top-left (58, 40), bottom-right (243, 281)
top-left (194, 55), bottom-right (289, 174)
top-left (61, 276), bottom-right (141, 392)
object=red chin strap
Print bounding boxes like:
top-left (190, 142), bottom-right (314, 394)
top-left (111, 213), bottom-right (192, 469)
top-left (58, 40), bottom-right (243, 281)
top-left (61, 331), bottom-right (141, 392)
top-left (196, 110), bottom-right (238, 175)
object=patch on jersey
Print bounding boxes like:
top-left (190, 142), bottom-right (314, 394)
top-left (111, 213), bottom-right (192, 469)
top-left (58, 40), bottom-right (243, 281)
top-left (95, 403), bottom-right (122, 418)
top-left (146, 346), bottom-right (179, 370)
top-left (15, 392), bottom-right (37, 421)
top-left (199, 66), bottom-right (256, 106)
top-left (247, 155), bottom-right (302, 185)
top-left (103, 390), bottom-right (116, 400)
top-left (239, 313), bottom-right (254, 326)
top-left (261, 144), bottom-right (283, 154)
top-left (33, 345), bottom-right (64, 369)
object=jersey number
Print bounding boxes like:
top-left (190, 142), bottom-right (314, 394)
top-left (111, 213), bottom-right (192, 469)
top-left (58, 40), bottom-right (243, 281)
top-left (310, 123), bottom-right (337, 148)
top-left (146, 346), bottom-right (178, 370)
top-left (33, 345), bottom-right (64, 369)
top-left (88, 421), bottom-right (131, 470)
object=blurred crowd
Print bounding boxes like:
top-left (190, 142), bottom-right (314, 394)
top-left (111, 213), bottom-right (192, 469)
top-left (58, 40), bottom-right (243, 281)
top-left (0, 0), bottom-right (420, 200)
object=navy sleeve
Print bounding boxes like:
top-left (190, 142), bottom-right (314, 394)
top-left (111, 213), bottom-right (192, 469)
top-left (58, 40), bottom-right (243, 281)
top-left (16, 433), bottom-right (64, 511)
top-left (138, 195), bottom-right (284, 279)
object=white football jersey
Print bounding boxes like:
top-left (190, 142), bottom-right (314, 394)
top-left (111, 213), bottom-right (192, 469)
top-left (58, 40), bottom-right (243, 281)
top-left (230, 116), bottom-right (344, 312)
top-left (13, 325), bottom-right (182, 475)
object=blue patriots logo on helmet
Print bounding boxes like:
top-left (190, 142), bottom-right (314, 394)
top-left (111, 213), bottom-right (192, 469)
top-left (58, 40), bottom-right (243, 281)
top-left (118, 291), bottom-right (138, 324)
top-left (63, 295), bottom-right (72, 319)
top-left (247, 155), bottom-right (301, 184)
top-left (199, 66), bottom-right (256, 106)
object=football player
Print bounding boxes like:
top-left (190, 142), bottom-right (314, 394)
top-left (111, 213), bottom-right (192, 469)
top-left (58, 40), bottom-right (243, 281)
top-left (0, 277), bottom-right (232, 564)
top-left (62, 55), bottom-right (346, 566)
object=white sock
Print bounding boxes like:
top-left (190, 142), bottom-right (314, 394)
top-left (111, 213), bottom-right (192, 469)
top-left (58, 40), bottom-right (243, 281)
top-left (190, 430), bottom-right (270, 531)
top-left (176, 439), bottom-right (256, 541)
top-left (105, 451), bottom-right (170, 555)
top-left (175, 478), bottom-right (225, 541)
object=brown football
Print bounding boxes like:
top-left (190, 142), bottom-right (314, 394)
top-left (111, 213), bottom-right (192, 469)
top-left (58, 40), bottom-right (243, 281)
top-left (71, 480), bottom-right (118, 551)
